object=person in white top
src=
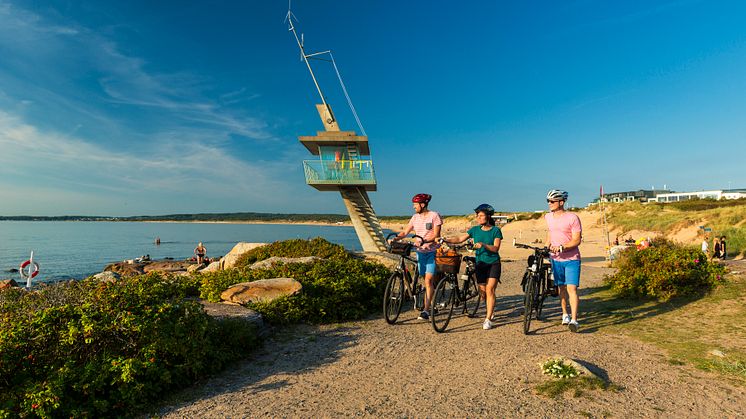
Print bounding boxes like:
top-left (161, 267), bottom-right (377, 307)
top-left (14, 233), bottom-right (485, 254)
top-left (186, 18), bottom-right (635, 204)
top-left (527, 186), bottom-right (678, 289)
top-left (701, 237), bottom-right (709, 257)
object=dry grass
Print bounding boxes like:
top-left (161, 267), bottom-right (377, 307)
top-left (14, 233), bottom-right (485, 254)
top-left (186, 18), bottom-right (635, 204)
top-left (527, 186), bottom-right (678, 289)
top-left (607, 201), bottom-right (746, 257)
top-left (583, 272), bottom-right (746, 385)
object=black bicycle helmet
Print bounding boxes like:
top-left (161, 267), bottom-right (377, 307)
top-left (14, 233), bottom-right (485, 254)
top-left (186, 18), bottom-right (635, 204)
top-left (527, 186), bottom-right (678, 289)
top-left (474, 203), bottom-right (495, 216)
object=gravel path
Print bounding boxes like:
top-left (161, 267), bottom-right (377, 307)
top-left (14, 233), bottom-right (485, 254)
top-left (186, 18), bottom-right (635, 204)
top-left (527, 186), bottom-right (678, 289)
top-left (159, 261), bottom-right (745, 418)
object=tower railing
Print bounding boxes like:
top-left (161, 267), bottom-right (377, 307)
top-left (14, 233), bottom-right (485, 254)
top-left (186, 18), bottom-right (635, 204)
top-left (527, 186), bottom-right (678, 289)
top-left (302, 160), bottom-right (376, 186)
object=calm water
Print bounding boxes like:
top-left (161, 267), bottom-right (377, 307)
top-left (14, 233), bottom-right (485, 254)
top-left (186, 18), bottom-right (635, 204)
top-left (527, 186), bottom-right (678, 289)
top-left (0, 221), bottom-right (367, 283)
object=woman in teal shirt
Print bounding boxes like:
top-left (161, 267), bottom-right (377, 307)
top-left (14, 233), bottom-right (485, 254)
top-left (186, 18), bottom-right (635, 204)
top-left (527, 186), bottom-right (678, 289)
top-left (442, 204), bottom-right (503, 330)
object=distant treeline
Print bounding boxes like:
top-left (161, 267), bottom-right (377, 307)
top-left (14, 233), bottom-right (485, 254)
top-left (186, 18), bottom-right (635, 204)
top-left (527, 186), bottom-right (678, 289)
top-left (0, 213), bottom-right (352, 223)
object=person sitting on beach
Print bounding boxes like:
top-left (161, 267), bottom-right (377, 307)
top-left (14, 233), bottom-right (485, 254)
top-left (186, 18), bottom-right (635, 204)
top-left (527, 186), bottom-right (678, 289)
top-left (392, 193), bottom-right (442, 321)
top-left (194, 242), bottom-right (207, 264)
top-left (441, 204), bottom-right (503, 330)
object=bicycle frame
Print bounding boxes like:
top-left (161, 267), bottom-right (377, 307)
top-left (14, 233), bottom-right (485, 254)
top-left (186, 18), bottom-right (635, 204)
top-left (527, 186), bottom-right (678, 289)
top-left (514, 240), bottom-right (557, 334)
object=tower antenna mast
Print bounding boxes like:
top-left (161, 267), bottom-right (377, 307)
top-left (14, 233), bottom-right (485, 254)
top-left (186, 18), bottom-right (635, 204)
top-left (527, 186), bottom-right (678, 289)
top-left (285, 3), bottom-right (329, 109)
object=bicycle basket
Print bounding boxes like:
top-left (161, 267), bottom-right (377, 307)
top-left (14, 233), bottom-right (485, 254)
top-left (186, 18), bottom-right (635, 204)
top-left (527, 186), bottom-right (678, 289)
top-left (435, 247), bottom-right (461, 274)
top-left (389, 241), bottom-right (413, 256)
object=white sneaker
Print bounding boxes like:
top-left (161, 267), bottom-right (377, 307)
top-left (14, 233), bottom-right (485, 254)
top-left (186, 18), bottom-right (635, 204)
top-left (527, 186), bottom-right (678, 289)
top-left (561, 314), bottom-right (571, 325)
top-left (482, 319), bottom-right (496, 330)
top-left (568, 319), bottom-right (579, 333)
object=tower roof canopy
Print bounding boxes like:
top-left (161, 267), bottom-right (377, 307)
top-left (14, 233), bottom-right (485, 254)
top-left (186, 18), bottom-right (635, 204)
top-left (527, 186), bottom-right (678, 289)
top-left (299, 131), bottom-right (370, 155)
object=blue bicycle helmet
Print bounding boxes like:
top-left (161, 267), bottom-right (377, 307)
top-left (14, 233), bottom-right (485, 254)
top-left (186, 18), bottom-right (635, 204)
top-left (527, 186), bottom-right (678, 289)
top-left (473, 203), bottom-right (495, 216)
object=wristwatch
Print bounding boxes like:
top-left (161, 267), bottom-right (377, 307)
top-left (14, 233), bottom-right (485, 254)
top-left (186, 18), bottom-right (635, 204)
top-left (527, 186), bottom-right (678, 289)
top-left (559, 245), bottom-right (564, 253)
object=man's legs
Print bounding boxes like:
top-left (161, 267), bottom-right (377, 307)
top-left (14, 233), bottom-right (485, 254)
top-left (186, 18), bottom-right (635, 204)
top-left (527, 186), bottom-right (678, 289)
top-left (566, 284), bottom-right (579, 321)
top-left (553, 259), bottom-right (580, 325)
top-left (423, 272), bottom-right (435, 312)
top-left (417, 251), bottom-right (437, 317)
top-left (559, 285), bottom-right (569, 317)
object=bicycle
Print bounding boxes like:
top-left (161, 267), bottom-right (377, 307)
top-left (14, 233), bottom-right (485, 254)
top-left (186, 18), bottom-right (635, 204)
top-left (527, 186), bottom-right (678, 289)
top-left (513, 239), bottom-right (558, 335)
top-left (430, 241), bottom-right (481, 333)
top-left (382, 233), bottom-right (427, 324)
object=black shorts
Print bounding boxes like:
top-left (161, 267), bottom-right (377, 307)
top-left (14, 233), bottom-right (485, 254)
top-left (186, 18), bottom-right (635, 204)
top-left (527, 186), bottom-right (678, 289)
top-left (475, 261), bottom-right (501, 285)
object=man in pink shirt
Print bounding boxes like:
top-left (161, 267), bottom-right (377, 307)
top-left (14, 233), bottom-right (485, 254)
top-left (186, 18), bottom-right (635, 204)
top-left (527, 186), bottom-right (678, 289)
top-left (545, 189), bottom-right (582, 332)
top-left (394, 193), bottom-right (442, 321)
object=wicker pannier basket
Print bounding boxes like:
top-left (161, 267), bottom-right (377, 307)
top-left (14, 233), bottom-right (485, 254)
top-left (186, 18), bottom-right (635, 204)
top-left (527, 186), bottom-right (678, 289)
top-left (435, 247), bottom-right (461, 274)
top-left (389, 241), bottom-right (413, 256)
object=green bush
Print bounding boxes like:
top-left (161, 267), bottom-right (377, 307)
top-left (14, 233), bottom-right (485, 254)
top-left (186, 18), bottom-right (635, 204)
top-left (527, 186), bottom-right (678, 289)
top-left (233, 237), bottom-right (350, 267)
top-left (0, 273), bottom-right (259, 418)
top-left (194, 238), bottom-right (391, 323)
top-left (606, 239), bottom-right (726, 301)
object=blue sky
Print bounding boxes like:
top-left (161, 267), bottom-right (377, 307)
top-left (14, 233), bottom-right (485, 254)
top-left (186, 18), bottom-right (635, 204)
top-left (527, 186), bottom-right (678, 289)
top-left (1, 0), bottom-right (745, 216)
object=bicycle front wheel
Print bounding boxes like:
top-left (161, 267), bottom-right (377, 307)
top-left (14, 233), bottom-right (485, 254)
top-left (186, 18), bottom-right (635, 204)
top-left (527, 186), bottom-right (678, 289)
top-left (431, 275), bottom-right (456, 333)
top-left (383, 272), bottom-right (404, 324)
top-left (523, 272), bottom-right (537, 335)
top-left (464, 274), bottom-right (481, 318)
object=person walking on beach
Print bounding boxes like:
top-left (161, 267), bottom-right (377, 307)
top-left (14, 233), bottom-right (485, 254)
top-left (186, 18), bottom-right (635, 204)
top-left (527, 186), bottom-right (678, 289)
top-left (442, 204), bottom-right (503, 330)
top-left (194, 242), bottom-right (207, 264)
top-left (545, 190), bottom-right (583, 333)
top-left (393, 193), bottom-right (442, 321)
top-left (720, 235), bottom-right (727, 259)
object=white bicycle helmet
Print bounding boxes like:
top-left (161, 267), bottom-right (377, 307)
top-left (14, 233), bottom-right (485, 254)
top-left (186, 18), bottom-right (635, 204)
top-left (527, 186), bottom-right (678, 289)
top-left (546, 189), bottom-right (569, 201)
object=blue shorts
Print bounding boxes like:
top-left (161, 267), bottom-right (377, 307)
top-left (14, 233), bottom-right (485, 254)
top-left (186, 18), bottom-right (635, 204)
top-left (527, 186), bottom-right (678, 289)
top-left (417, 251), bottom-right (437, 276)
top-left (550, 259), bottom-right (581, 287)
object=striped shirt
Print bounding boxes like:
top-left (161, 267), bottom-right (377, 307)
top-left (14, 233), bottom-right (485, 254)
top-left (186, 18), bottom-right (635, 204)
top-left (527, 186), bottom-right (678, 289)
top-left (407, 210), bottom-right (442, 252)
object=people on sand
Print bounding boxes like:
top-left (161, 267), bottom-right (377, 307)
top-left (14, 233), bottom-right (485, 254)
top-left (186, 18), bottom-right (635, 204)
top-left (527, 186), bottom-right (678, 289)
top-left (720, 236), bottom-right (727, 259)
top-left (194, 242), bottom-right (207, 264)
top-left (442, 204), bottom-right (503, 330)
top-left (545, 189), bottom-right (583, 333)
top-left (393, 193), bottom-right (442, 321)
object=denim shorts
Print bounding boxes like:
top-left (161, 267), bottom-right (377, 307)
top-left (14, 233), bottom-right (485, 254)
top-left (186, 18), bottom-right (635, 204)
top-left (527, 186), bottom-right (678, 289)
top-left (417, 251), bottom-right (437, 275)
top-left (550, 259), bottom-right (581, 287)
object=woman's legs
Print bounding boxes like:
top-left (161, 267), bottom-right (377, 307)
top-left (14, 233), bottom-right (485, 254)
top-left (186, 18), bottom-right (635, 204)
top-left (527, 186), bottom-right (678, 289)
top-left (485, 277), bottom-right (498, 321)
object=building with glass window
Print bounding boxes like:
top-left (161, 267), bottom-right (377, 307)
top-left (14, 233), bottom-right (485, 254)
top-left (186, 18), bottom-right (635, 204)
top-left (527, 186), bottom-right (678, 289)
top-left (649, 189), bottom-right (746, 203)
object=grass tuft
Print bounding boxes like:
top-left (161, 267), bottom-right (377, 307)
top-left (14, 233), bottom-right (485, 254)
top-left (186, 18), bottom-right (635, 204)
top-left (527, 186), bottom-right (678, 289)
top-left (535, 376), bottom-right (617, 398)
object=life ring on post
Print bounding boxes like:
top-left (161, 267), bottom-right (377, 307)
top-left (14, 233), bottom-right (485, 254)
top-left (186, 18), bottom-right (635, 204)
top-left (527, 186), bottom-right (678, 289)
top-left (20, 260), bottom-right (40, 279)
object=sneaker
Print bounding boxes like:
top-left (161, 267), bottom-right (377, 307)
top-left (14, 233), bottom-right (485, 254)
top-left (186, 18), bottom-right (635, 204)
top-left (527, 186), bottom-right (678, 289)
top-left (417, 310), bottom-right (430, 321)
top-left (561, 314), bottom-right (571, 325)
top-left (482, 319), bottom-right (496, 330)
top-left (568, 319), bottom-right (579, 333)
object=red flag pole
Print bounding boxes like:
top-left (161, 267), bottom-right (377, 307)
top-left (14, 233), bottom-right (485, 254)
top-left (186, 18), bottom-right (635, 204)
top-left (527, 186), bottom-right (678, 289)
top-left (600, 185), bottom-right (611, 259)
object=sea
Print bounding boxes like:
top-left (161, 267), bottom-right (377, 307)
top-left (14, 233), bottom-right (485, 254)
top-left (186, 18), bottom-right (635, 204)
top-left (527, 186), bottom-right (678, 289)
top-left (0, 221), bottom-right (372, 284)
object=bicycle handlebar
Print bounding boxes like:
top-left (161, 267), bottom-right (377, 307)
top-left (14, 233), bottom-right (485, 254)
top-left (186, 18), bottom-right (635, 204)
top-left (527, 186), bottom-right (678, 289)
top-left (512, 238), bottom-right (550, 253)
top-left (385, 232), bottom-right (429, 246)
top-left (439, 238), bottom-right (474, 252)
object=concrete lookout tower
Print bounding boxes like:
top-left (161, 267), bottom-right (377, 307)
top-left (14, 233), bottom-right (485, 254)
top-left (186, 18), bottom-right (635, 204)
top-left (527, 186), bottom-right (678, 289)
top-left (287, 9), bottom-right (387, 252)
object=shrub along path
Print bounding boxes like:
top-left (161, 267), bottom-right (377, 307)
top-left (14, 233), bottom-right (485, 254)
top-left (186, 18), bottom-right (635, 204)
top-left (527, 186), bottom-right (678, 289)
top-left (158, 262), bottom-right (746, 418)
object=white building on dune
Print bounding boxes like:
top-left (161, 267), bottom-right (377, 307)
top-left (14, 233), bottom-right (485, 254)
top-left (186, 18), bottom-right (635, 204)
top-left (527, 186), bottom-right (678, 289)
top-left (649, 189), bottom-right (746, 203)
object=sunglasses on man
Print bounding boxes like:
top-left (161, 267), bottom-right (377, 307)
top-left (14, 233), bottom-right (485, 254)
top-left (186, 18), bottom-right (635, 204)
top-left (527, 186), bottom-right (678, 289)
top-left (547, 199), bottom-right (561, 203)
